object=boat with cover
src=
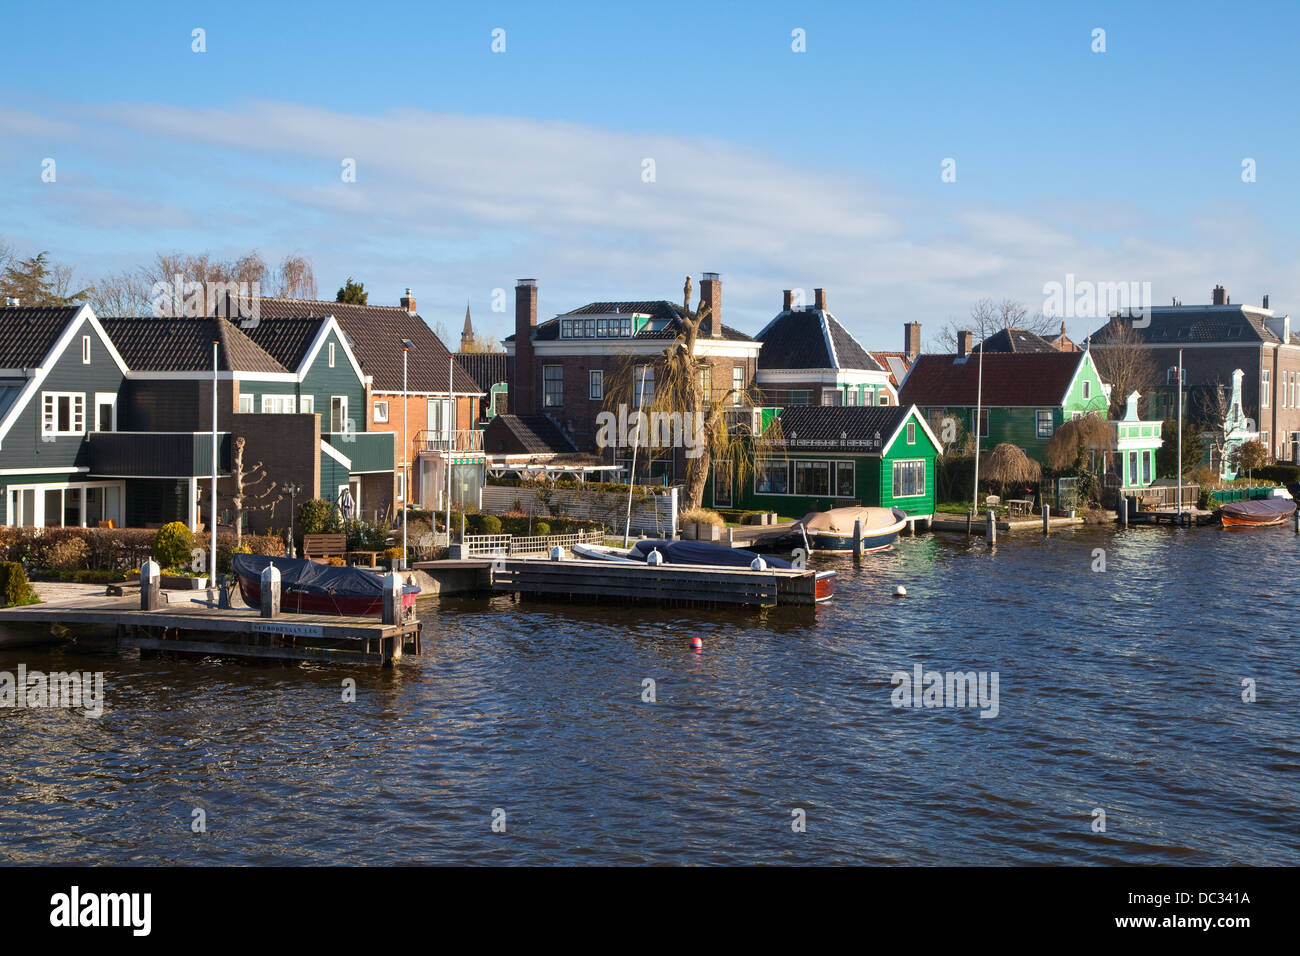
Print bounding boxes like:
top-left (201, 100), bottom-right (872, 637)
top-left (232, 554), bottom-right (421, 616)
top-left (788, 506), bottom-right (909, 553)
top-left (1217, 496), bottom-right (1297, 528)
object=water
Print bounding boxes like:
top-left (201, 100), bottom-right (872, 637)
top-left (2, 525), bottom-right (1298, 865)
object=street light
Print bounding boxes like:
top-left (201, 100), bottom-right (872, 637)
top-left (401, 338), bottom-right (415, 570)
top-left (284, 481), bottom-right (303, 557)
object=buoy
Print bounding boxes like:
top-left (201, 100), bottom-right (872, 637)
top-left (893, 585), bottom-right (907, 598)
top-left (690, 637), bottom-right (703, 651)
top-left (749, 556), bottom-right (767, 570)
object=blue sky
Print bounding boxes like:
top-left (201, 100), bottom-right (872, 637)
top-left (2, 0), bottom-right (1297, 348)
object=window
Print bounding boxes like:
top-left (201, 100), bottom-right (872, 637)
top-left (300, 395), bottom-right (314, 414)
top-left (328, 342), bottom-right (336, 368)
top-left (427, 397), bottom-right (450, 433)
top-left (238, 394), bottom-right (254, 414)
top-left (794, 460), bottom-right (831, 496)
top-left (821, 388), bottom-right (843, 406)
top-left (732, 366), bottom-right (744, 406)
top-left (1262, 370), bottom-right (1270, 408)
top-left (846, 388), bottom-right (858, 406)
top-left (543, 366), bottom-right (563, 408)
top-left (81, 335), bottom-right (91, 364)
top-left (1082, 380), bottom-right (1091, 400)
top-left (634, 366), bottom-right (654, 408)
top-left (835, 460), bottom-right (855, 497)
top-left (374, 400), bottom-right (389, 423)
top-left (699, 368), bottom-right (711, 403)
top-left (892, 459), bottom-right (926, 497)
top-left (330, 396), bottom-right (348, 432)
top-left (1128, 451), bottom-right (1138, 485)
top-left (589, 369), bottom-right (603, 401)
top-left (261, 395), bottom-right (296, 413)
top-left (755, 460), bottom-right (789, 494)
top-left (972, 407), bottom-right (989, 438)
top-left (906, 421), bottom-right (916, 445)
top-left (1036, 409), bottom-right (1054, 439)
top-left (396, 471), bottom-right (405, 501)
top-left (41, 392), bottom-right (85, 436)
top-left (878, 392), bottom-right (889, 405)
top-left (1142, 450), bottom-right (1152, 484)
top-left (94, 393), bottom-right (116, 432)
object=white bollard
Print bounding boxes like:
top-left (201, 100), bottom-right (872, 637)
top-left (260, 563), bottom-right (281, 618)
top-left (550, 546), bottom-right (563, 561)
top-left (749, 556), bottom-right (767, 571)
top-left (382, 571), bottom-right (402, 625)
top-left (140, 559), bottom-right (161, 611)
top-left (646, 550), bottom-right (664, 566)
top-left (985, 509), bottom-right (997, 546)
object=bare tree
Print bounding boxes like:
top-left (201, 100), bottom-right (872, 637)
top-left (932, 298), bottom-right (1058, 352)
top-left (267, 255), bottom-right (316, 299)
top-left (223, 437), bottom-right (283, 544)
top-left (87, 268), bottom-right (153, 316)
top-left (1090, 317), bottom-right (1158, 418)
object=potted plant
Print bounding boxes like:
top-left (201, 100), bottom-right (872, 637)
top-left (680, 507), bottom-right (724, 542)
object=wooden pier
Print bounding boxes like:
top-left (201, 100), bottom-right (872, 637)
top-left (492, 557), bottom-right (825, 607)
top-left (0, 594), bottom-right (421, 666)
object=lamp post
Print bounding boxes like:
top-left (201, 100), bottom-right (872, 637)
top-left (284, 481), bottom-right (303, 557)
top-left (211, 338), bottom-right (219, 581)
top-left (401, 339), bottom-right (414, 570)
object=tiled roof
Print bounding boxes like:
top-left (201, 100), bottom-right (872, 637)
top-left (243, 296), bottom-right (482, 393)
top-left (870, 351), bottom-right (913, 388)
top-left (0, 306), bottom-right (81, 367)
top-left (771, 405), bottom-right (915, 452)
top-left (755, 308), bottom-right (883, 372)
top-left (1089, 307), bottom-right (1299, 346)
top-left (455, 352), bottom-right (513, 390)
top-left (974, 327), bottom-right (1059, 353)
top-left (239, 315), bottom-right (328, 372)
top-left (494, 414), bottom-right (578, 454)
top-left (100, 317), bottom-right (288, 373)
top-left (506, 300), bottom-right (754, 343)
top-left (899, 352), bottom-right (1086, 407)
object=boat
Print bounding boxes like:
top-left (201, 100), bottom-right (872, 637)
top-left (1217, 497), bottom-right (1297, 528)
top-left (789, 506), bottom-right (909, 553)
top-left (573, 539), bottom-right (835, 601)
top-left (231, 554), bottom-right (421, 617)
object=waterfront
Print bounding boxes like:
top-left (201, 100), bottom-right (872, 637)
top-left (1, 525), bottom-right (1297, 866)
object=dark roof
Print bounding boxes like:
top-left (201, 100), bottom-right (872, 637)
top-left (771, 405), bottom-right (917, 453)
top-left (974, 327), bottom-right (1059, 353)
top-left (100, 317), bottom-right (287, 373)
top-left (491, 414), bottom-right (579, 454)
top-left (244, 297), bottom-right (481, 393)
top-left (455, 352), bottom-right (513, 391)
top-left (755, 308), bottom-right (883, 372)
top-left (239, 316), bottom-right (328, 371)
top-left (1089, 307), bottom-right (1299, 346)
top-left (899, 352), bottom-right (1086, 407)
top-left (0, 306), bottom-right (81, 368)
top-left (505, 300), bottom-right (754, 343)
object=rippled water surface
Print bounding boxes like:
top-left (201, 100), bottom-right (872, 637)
top-left (2, 524), bottom-right (1298, 865)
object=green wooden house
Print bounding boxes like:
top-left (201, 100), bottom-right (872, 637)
top-left (708, 404), bottom-right (940, 526)
top-left (899, 349), bottom-right (1110, 463)
top-left (1104, 390), bottom-right (1165, 490)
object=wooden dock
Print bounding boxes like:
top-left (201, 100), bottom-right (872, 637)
top-left (0, 595), bottom-right (421, 665)
top-left (492, 557), bottom-right (825, 607)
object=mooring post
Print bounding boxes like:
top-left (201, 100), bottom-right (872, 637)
top-left (140, 559), bottom-right (161, 611)
top-left (727, 527), bottom-right (734, 549)
top-left (1119, 496), bottom-right (1128, 528)
top-left (1042, 503), bottom-right (1051, 535)
top-left (382, 571), bottom-right (402, 626)
top-left (985, 509), bottom-right (996, 546)
top-left (853, 519), bottom-right (863, 560)
top-left (966, 509), bottom-right (973, 536)
top-left (260, 564), bottom-right (280, 618)
top-left (1294, 509), bottom-right (1299, 534)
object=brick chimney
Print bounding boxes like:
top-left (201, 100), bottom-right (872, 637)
top-left (782, 289), bottom-right (793, 311)
top-left (958, 330), bottom-right (974, 357)
top-left (514, 279), bottom-right (538, 415)
top-left (700, 273), bottom-right (721, 337)
top-left (400, 288), bottom-right (417, 314)
top-left (904, 321), bottom-right (922, 359)
top-left (1263, 294), bottom-right (1270, 310)
top-left (1212, 284), bottom-right (1227, 306)
top-left (813, 288), bottom-right (827, 311)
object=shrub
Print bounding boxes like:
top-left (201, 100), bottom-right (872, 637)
top-left (298, 498), bottom-right (340, 536)
top-left (46, 536), bottom-right (89, 572)
top-left (1256, 464), bottom-right (1300, 484)
top-left (0, 562), bottom-right (38, 607)
top-left (153, 522), bottom-right (194, 569)
top-left (327, 557), bottom-right (346, 567)
top-left (480, 514), bottom-right (502, 534)
top-left (383, 547), bottom-right (404, 561)
top-left (533, 520), bottom-right (550, 536)
top-left (680, 507), bottom-right (724, 527)
top-left (243, 532), bottom-right (286, 556)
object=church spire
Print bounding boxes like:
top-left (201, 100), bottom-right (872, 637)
top-left (459, 301), bottom-right (474, 351)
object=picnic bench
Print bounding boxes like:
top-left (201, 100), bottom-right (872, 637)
top-left (1005, 498), bottom-right (1033, 518)
top-left (303, 533), bottom-right (347, 562)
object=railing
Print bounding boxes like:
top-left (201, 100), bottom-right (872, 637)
top-left (1110, 483), bottom-right (1199, 509)
top-left (414, 429), bottom-right (483, 452)
top-left (462, 529), bottom-right (606, 557)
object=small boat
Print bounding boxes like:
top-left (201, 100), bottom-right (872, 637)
top-left (574, 539), bottom-right (835, 601)
top-left (232, 554), bottom-right (420, 617)
top-left (790, 506), bottom-right (909, 553)
top-left (1217, 497), bottom-right (1297, 528)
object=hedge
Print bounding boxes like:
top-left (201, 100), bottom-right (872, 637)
top-left (1255, 464), bottom-right (1300, 484)
top-left (0, 527), bottom-right (284, 575)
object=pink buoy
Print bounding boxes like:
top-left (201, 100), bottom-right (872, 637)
top-left (690, 637), bottom-right (703, 652)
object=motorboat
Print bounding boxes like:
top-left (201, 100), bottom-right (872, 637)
top-left (1217, 497), bottom-right (1297, 528)
top-left (789, 506), bottom-right (909, 553)
top-left (232, 554), bottom-right (420, 616)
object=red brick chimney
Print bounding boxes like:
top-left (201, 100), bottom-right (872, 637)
top-left (1212, 284), bottom-right (1227, 306)
top-left (400, 288), bottom-right (417, 314)
top-left (782, 289), bottom-right (793, 311)
top-left (904, 321), bottom-right (921, 359)
top-left (958, 330), bottom-right (974, 357)
top-left (814, 288), bottom-right (827, 311)
top-left (700, 273), bottom-right (721, 337)
top-left (514, 279), bottom-right (538, 415)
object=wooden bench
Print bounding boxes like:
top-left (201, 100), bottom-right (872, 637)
top-left (303, 533), bottom-right (347, 562)
top-left (347, 550), bottom-right (380, 568)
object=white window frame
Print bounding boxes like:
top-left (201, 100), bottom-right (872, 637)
top-left (891, 459), bottom-right (926, 498)
top-left (261, 394), bottom-right (296, 414)
top-left (835, 459), bottom-right (855, 497)
top-left (41, 391), bottom-right (86, 436)
top-left (589, 369), bottom-right (603, 401)
top-left (1036, 409), bottom-right (1054, 439)
top-left (238, 394), bottom-right (254, 414)
top-left (300, 395), bottom-right (314, 414)
top-left (906, 421), bottom-right (916, 445)
top-left (93, 392), bottom-right (117, 432)
top-left (1082, 379), bottom-right (1090, 400)
top-left (328, 341), bottom-right (336, 368)
top-left (374, 400), bottom-right (389, 423)
top-left (1262, 370), bottom-right (1270, 408)
top-left (330, 395), bottom-right (348, 433)
top-left (732, 366), bottom-right (744, 406)
top-left (821, 388), bottom-right (843, 406)
top-left (81, 335), bottom-right (91, 364)
top-left (396, 470), bottom-right (405, 501)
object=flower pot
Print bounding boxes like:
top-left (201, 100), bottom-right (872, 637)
top-left (161, 575), bottom-right (208, 590)
top-left (699, 523), bottom-right (722, 542)
top-left (681, 522), bottom-right (697, 540)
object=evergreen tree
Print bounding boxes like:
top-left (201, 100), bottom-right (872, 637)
top-left (336, 277), bottom-right (368, 304)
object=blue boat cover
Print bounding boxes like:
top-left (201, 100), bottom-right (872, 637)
top-left (232, 554), bottom-right (420, 597)
top-left (631, 539), bottom-right (793, 569)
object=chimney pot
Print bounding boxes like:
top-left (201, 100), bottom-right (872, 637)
top-left (813, 288), bottom-right (827, 311)
top-left (782, 289), bottom-right (793, 311)
top-left (1263, 294), bottom-right (1270, 310)
top-left (958, 330), bottom-right (974, 357)
top-left (904, 321), bottom-right (922, 359)
top-left (1212, 284), bottom-right (1227, 306)
top-left (699, 273), bottom-right (722, 337)
top-left (400, 288), bottom-right (417, 314)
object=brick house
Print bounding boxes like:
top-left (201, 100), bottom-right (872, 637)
top-left (502, 274), bottom-right (762, 482)
top-left (1089, 286), bottom-right (1300, 462)
top-left (754, 288), bottom-right (899, 407)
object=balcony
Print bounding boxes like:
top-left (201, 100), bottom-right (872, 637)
top-left (322, 431), bottom-right (395, 473)
top-left (88, 431), bottom-right (231, 478)
top-left (413, 429), bottom-right (484, 453)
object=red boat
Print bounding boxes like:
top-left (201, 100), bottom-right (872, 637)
top-left (232, 554), bottom-right (420, 616)
top-left (1218, 497), bottom-right (1297, 528)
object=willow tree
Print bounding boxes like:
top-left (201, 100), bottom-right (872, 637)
top-left (981, 443), bottom-right (1041, 497)
top-left (601, 277), bottom-right (781, 510)
top-left (1045, 412), bottom-right (1113, 471)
